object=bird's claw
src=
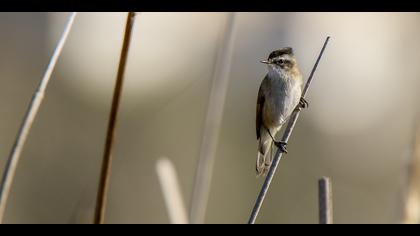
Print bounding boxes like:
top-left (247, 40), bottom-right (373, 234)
top-left (274, 141), bottom-right (288, 154)
top-left (299, 97), bottom-right (309, 109)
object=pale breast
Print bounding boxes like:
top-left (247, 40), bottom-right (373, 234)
top-left (262, 73), bottom-right (302, 129)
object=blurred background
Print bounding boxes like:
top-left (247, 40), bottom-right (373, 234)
top-left (0, 12), bottom-right (419, 224)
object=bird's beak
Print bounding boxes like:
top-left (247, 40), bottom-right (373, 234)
top-left (260, 60), bottom-right (270, 64)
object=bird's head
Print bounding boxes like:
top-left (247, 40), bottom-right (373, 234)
top-left (260, 47), bottom-right (298, 74)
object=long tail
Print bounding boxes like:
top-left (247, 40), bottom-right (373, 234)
top-left (256, 137), bottom-right (273, 177)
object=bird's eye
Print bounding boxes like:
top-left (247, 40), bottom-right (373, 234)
top-left (277, 59), bottom-right (285, 64)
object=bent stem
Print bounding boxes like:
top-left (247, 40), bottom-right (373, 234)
top-left (0, 12), bottom-right (77, 224)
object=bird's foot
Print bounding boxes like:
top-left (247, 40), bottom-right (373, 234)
top-left (299, 97), bottom-right (309, 109)
top-left (274, 141), bottom-right (288, 154)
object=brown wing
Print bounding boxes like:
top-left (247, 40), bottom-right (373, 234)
top-left (256, 76), bottom-right (267, 140)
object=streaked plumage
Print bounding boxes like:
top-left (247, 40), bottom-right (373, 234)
top-left (256, 47), bottom-right (303, 176)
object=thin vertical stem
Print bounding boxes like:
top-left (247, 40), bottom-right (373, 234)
top-left (0, 12), bottom-right (77, 224)
top-left (248, 36), bottom-right (330, 224)
top-left (156, 158), bottom-right (189, 224)
top-left (189, 13), bottom-right (237, 224)
top-left (93, 12), bottom-right (136, 224)
top-left (319, 177), bottom-right (333, 224)
top-left (401, 122), bottom-right (420, 224)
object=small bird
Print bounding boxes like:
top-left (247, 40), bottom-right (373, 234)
top-left (256, 47), bottom-right (307, 177)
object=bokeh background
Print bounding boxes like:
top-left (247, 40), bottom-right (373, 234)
top-left (0, 12), bottom-right (419, 224)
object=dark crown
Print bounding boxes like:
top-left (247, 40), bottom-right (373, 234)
top-left (268, 47), bottom-right (293, 60)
